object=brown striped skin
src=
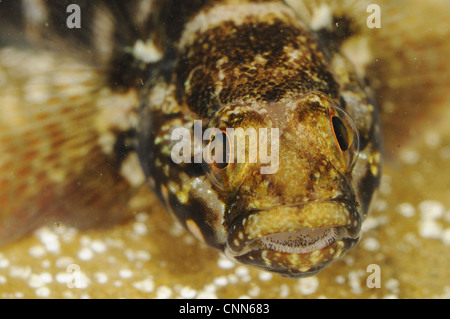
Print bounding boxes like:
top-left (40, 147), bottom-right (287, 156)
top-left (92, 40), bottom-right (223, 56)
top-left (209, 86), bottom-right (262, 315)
top-left (0, 0), bottom-right (383, 277)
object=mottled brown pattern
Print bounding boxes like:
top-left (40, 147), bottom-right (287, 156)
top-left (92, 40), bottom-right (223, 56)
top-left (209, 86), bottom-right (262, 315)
top-left (177, 18), bottom-right (340, 117)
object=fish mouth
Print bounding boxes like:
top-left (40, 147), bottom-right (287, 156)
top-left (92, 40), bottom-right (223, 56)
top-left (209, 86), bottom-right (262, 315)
top-left (224, 199), bottom-right (361, 278)
top-left (257, 226), bottom-right (349, 254)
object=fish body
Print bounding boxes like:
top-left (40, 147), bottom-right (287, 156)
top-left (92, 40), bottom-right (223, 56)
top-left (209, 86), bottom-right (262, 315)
top-left (137, 0), bottom-right (382, 277)
top-left (1, 0), bottom-right (383, 277)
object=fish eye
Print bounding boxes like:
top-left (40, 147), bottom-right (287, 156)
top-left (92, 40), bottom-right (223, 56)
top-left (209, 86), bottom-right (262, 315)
top-left (205, 131), bottom-right (231, 170)
top-left (332, 116), bottom-right (350, 152)
top-left (329, 106), bottom-right (360, 169)
top-left (202, 130), bottom-right (234, 190)
top-left (202, 128), bottom-right (252, 192)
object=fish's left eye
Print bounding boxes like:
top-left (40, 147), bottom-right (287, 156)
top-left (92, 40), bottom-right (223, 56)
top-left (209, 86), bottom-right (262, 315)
top-left (329, 106), bottom-right (360, 169)
top-left (332, 116), bottom-right (350, 152)
top-left (202, 130), bottom-right (234, 190)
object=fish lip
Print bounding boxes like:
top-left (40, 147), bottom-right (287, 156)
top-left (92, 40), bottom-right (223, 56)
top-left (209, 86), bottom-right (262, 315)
top-left (224, 199), bottom-right (361, 276)
top-left (251, 225), bottom-right (351, 254)
top-left (226, 198), bottom-right (361, 254)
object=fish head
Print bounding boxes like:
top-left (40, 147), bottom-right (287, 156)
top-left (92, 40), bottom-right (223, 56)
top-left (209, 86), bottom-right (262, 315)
top-left (203, 91), bottom-right (364, 277)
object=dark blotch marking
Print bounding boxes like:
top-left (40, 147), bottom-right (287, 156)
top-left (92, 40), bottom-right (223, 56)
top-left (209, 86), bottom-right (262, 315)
top-left (167, 192), bottom-right (222, 249)
top-left (316, 14), bottom-right (360, 52)
top-left (113, 129), bottom-right (136, 165)
top-left (357, 166), bottom-right (381, 218)
top-left (157, 0), bottom-right (212, 42)
top-left (107, 52), bottom-right (151, 90)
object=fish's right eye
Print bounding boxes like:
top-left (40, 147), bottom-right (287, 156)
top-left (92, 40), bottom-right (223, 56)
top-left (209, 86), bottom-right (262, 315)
top-left (329, 106), bottom-right (360, 170)
top-left (202, 129), bottom-right (251, 192)
top-left (332, 116), bottom-right (350, 152)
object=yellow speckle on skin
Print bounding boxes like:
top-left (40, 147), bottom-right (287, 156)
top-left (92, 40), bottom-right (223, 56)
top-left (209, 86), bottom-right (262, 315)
top-left (171, 178), bottom-right (189, 205)
top-left (129, 39), bottom-right (163, 64)
top-left (160, 184), bottom-right (169, 204)
top-left (310, 250), bottom-right (322, 264)
top-left (261, 250), bottom-right (272, 267)
top-left (299, 266), bottom-right (311, 273)
top-left (186, 219), bottom-right (205, 243)
top-left (176, 191), bottom-right (188, 205)
top-left (370, 152), bottom-right (381, 176)
top-left (286, 252), bottom-right (299, 265)
top-left (334, 241), bottom-right (345, 259)
top-left (163, 164), bottom-right (170, 177)
top-left (120, 153), bottom-right (146, 187)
